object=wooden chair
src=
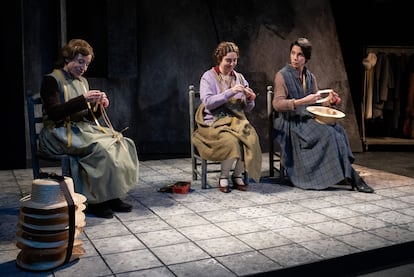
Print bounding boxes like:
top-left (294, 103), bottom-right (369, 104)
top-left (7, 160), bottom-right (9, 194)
top-left (26, 92), bottom-right (71, 179)
top-left (188, 85), bottom-right (248, 189)
top-left (267, 86), bottom-right (286, 184)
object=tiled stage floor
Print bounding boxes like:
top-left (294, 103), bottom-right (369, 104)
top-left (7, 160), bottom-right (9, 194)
top-left (1, 152), bottom-right (414, 276)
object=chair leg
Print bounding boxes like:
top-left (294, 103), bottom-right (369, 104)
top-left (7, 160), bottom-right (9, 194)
top-left (269, 151), bottom-right (274, 177)
top-left (201, 159), bottom-right (208, 189)
top-left (279, 163), bottom-right (285, 185)
top-left (62, 157), bottom-right (71, 177)
top-left (192, 157), bottom-right (197, 181)
top-left (243, 171), bottom-right (249, 185)
top-left (32, 158), bottom-right (40, 179)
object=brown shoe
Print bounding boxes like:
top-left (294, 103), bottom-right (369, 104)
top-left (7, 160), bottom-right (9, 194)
top-left (231, 175), bottom-right (247, 191)
top-left (219, 178), bottom-right (230, 193)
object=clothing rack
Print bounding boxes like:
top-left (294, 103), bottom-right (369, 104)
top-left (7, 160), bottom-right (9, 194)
top-left (361, 45), bottom-right (414, 150)
top-left (366, 45), bottom-right (414, 55)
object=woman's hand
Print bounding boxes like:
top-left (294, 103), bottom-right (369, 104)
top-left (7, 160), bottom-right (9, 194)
top-left (84, 90), bottom-right (109, 108)
top-left (329, 91), bottom-right (341, 106)
top-left (101, 94), bottom-right (109, 108)
top-left (243, 86), bottom-right (256, 101)
top-left (231, 84), bottom-right (245, 94)
top-left (312, 90), bottom-right (341, 106)
top-left (231, 85), bottom-right (256, 101)
top-left (304, 93), bottom-right (320, 105)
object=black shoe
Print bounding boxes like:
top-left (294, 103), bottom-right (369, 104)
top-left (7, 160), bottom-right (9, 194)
top-left (87, 202), bottom-right (114, 218)
top-left (350, 168), bottom-right (374, 193)
top-left (106, 198), bottom-right (133, 212)
top-left (352, 179), bottom-right (374, 193)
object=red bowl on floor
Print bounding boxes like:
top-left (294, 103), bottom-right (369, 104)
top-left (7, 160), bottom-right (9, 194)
top-left (172, 182), bottom-right (191, 194)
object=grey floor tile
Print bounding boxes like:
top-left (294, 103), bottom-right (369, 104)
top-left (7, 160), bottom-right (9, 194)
top-left (368, 226), bottom-right (414, 244)
top-left (2, 152), bottom-right (414, 276)
top-left (301, 238), bottom-right (360, 258)
top-left (397, 195), bottom-right (414, 205)
top-left (236, 230), bottom-right (292, 250)
top-left (116, 266), bottom-right (174, 277)
top-left (372, 198), bottom-right (413, 210)
top-left (151, 242), bottom-right (210, 265)
top-left (181, 200), bottom-right (225, 213)
top-left (371, 210), bottom-right (414, 225)
top-left (168, 258), bottom-right (236, 277)
top-left (398, 206), bottom-right (414, 217)
top-left (195, 236), bottom-right (253, 257)
top-left (273, 189), bottom-right (312, 202)
top-left (295, 198), bottom-right (334, 209)
top-left (337, 231), bottom-right (395, 251)
top-left (162, 213), bottom-right (210, 228)
top-left (123, 218), bottom-right (171, 234)
top-left (170, 192), bottom-right (210, 203)
top-left (251, 214), bottom-right (301, 229)
top-left (84, 222), bottom-right (132, 239)
top-left (0, 214), bottom-right (19, 242)
top-left (115, 206), bottom-right (158, 222)
top-left (137, 229), bottom-right (189, 248)
top-left (260, 243), bottom-right (322, 267)
top-left (93, 234), bottom-right (146, 255)
top-left (53, 256), bottom-right (113, 277)
top-left (349, 191), bottom-right (384, 202)
top-left (285, 210), bottom-right (331, 224)
top-left (322, 194), bottom-right (364, 205)
top-left (150, 204), bottom-right (194, 218)
top-left (315, 206), bottom-right (362, 219)
top-left (272, 225), bottom-right (328, 243)
top-left (232, 206), bottom-right (275, 218)
top-left (375, 187), bottom-right (412, 198)
top-left (309, 220), bottom-right (362, 236)
top-left (266, 201), bottom-right (307, 214)
top-left (243, 192), bottom-right (284, 205)
top-left (103, 249), bottom-right (162, 274)
top-left (216, 219), bottom-right (268, 235)
top-left (396, 186), bottom-right (414, 194)
top-left (85, 215), bottom-right (120, 227)
top-left (340, 215), bottom-right (389, 231)
top-left (79, 238), bottom-right (100, 258)
top-left (216, 251), bottom-right (282, 276)
top-left (177, 223), bottom-right (230, 241)
top-left (343, 202), bottom-right (389, 214)
top-left (221, 198), bottom-right (258, 209)
top-left (198, 209), bottom-right (245, 223)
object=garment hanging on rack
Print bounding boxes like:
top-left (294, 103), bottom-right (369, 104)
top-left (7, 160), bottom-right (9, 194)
top-left (403, 71), bottom-right (414, 138)
top-left (362, 52), bottom-right (377, 119)
top-left (363, 47), bottom-right (414, 137)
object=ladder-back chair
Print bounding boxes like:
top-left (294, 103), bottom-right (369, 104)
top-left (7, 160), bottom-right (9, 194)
top-left (267, 85), bottom-right (286, 184)
top-left (189, 85), bottom-right (248, 189)
top-left (26, 92), bottom-right (71, 179)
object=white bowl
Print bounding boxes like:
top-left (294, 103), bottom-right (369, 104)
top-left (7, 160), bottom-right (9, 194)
top-left (306, 106), bottom-right (345, 125)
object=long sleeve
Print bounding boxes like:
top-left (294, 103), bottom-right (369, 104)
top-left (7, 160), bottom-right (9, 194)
top-left (40, 75), bottom-right (102, 122)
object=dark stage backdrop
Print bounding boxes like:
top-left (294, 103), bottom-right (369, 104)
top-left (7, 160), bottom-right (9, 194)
top-left (3, 0), bottom-right (413, 169)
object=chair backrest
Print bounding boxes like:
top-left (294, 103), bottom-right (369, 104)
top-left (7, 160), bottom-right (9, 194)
top-left (27, 93), bottom-right (44, 179)
top-left (188, 84), bottom-right (250, 188)
top-left (188, 85), bottom-right (200, 136)
top-left (267, 85), bottom-right (274, 138)
top-left (267, 85), bottom-right (285, 181)
top-left (26, 93), bottom-right (70, 179)
top-left (188, 85), bottom-right (201, 159)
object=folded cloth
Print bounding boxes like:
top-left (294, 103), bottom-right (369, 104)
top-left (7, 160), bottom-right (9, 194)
top-left (192, 103), bottom-right (262, 182)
